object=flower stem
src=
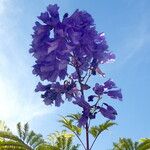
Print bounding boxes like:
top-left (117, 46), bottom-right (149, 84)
top-left (73, 53), bottom-right (90, 150)
top-left (86, 122), bottom-right (90, 150)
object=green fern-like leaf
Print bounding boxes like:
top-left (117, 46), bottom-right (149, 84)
top-left (0, 131), bottom-right (24, 144)
top-left (89, 120), bottom-right (116, 138)
top-left (32, 138), bottom-right (45, 149)
top-left (36, 144), bottom-right (59, 150)
top-left (0, 121), bottom-right (11, 133)
top-left (0, 140), bottom-right (27, 150)
top-left (120, 138), bottom-right (134, 150)
top-left (17, 122), bottom-right (23, 140)
top-left (22, 123), bottom-right (29, 141)
top-left (66, 114), bottom-right (81, 121)
top-left (0, 132), bottom-right (33, 150)
top-left (48, 130), bottom-right (79, 150)
top-left (137, 138), bottom-right (150, 150)
top-left (26, 131), bottom-right (36, 144)
top-left (29, 134), bottom-right (43, 147)
top-left (59, 117), bottom-right (81, 135)
top-left (113, 138), bottom-right (140, 150)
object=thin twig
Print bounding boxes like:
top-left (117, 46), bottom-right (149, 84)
top-left (72, 131), bottom-right (86, 150)
top-left (85, 71), bottom-right (91, 84)
top-left (89, 132), bottom-right (101, 150)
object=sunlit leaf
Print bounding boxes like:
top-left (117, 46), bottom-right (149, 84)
top-left (89, 120), bottom-right (116, 138)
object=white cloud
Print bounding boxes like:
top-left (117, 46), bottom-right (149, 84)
top-left (0, 0), bottom-right (7, 15)
top-left (118, 5), bottom-right (150, 66)
top-left (0, 0), bottom-right (12, 15)
top-left (0, 0), bottom-right (56, 131)
top-left (0, 76), bottom-right (56, 131)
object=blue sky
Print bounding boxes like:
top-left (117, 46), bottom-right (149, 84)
top-left (0, 0), bottom-right (150, 149)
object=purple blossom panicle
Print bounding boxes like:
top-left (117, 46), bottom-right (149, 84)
top-left (30, 4), bottom-right (115, 82)
top-left (30, 4), bottom-right (122, 127)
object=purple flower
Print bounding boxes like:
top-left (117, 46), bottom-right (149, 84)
top-left (35, 82), bottom-right (51, 92)
top-left (71, 72), bottom-right (78, 79)
top-left (38, 82), bottom-right (64, 107)
top-left (90, 59), bottom-right (98, 75)
top-left (93, 80), bottom-right (122, 101)
top-left (107, 89), bottom-right (122, 100)
top-left (104, 79), bottom-right (117, 89)
top-left (35, 80), bottom-right (80, 106)
top-left (47, 4), bottom-right (60, 26)
top-left (73, 96), bottom-right (91, 126)
top-left (81, 84), bottom-right (90, 90)
top-left (71, 70), bottom-right (83, 79)
top-left (88, 95), bottom-right (95, 102)
top-left (99, 103), bottom-right (117, 120)
top-left (93, 83), bottom-right (104, 95)
top-left (73, 96), bottom-right (90, 109)
top-left (64, 81), bottom-right (79, 101)
top-left (38, 12), bottom-right (51, 25)
top-left (47, 4), bottom-right (59, 18)
top-left (42, 89), bottom-right (64, 107)
top-left (73, 96), bottom-right (97, 126)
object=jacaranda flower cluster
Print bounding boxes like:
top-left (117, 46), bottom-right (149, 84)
top-left (30, 4), bottom-right (122, 127)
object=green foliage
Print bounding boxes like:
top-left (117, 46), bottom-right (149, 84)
top-left (36, 144), bottom-right (59, 150)
top-left (0, 122), bottom-right (44, 150)
top-left (0, 140), bottom-right (27, 150)
top-left (23, 123), bottom-right (29, 141)
top-left (137, 138), bottom-right (150, 150)
top-left (0, 120), bottom-right (79, 150)
top-left (0, 131), bottom-right (32, 150)
top-left (89, 120), bottom-right (116, 138)
top-left (59, 115), bottom-right (82, 135)
top-left (113, 138), bottom-right (150, 150)
top-left (48, 130), bottom-right (79, 150)
top-left (66, 114), bottom-right (81, 121)
top-left (60, 115), bottom-right (117, 150)
top-left (16, 122), bottom-right (44, 149)
top-left (26, 131), bottom-right (36, 144)
top-left (17, 122), bottom-right (23, 139)
top-left (28, 133), bottom-right (43, 148)
top-left (113, 138), bottom-right (135, 150)
top-left (0, 131), bottom-right (24, 143)
top-left (0, 121), bottom-right (10, 132)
